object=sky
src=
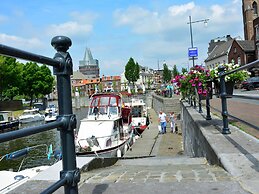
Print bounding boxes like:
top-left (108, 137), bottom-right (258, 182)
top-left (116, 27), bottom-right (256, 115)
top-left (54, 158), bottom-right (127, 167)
top-left (0, 0), bottom-right (243, 76)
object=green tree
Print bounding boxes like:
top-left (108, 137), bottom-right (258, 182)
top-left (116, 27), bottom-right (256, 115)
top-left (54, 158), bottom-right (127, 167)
top-left (163, 63), bottom-right (172, 83)
top-left (182, 67), bottom-right (188, 74)
top-left (21, 62), bottom-right (53, 106)
top-left (38, 65), bottom-right (54, 97)
top-left (0, 56), bottom-right (23, 100)
top-left (172, 64), bottom-right (179, 77)
top-left (125, 57), bottom-right (140, 86)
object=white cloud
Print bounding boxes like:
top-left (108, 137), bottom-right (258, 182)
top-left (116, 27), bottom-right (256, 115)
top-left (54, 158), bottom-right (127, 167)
top-left (47, 21), bottom-right (93, 37)
top-left (46, 11), bottom-right (97, 38)
top-left (168, 2), bottom-right (195, 16)
top-left (0, 33), bottom-right (43, 49)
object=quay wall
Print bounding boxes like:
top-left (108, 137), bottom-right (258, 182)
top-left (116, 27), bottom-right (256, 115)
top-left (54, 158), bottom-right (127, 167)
top-left (180, 102), bottom-right (220, 165)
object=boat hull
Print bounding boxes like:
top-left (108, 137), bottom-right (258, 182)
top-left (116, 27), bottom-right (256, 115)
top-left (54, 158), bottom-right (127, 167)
top-left (0, 120), bottom-right (19, 133)
top-left (76, 138), bottom-right (129, 157)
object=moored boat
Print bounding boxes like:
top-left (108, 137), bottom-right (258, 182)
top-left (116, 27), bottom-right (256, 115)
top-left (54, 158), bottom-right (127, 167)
top-left (75, 93), bottom-right (133, 157)
top-left (126, 98), bottom-right (150, 135)
top-left (44, 104), bottom-right (58, 123)
top-left (0, 111), bottom-right (19, 133)
top-left (18, 108), bottom-right (45, 124)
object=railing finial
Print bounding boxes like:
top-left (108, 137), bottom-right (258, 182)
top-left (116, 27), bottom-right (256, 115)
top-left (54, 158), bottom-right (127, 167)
top-left (51, 36), bottom-right (72, 52)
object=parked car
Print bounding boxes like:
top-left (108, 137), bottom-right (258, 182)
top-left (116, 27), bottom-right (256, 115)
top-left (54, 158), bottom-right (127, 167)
top-left (241, 76), bottom-right (259, 90)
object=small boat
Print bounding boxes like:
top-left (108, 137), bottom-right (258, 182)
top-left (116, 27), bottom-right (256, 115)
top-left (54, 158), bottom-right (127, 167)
top-left (75, 93), bottom-right (133, 157)
top-left (0, 111), bottom-right (19, 133)
top-left (0, 144), bottom-right (60, 193)
top-left (18, 108), bottom-right (45, 124)
top-left (126, 98), bottom-right (150, 135)
top-left (44, 104), bottom-right (58, 123)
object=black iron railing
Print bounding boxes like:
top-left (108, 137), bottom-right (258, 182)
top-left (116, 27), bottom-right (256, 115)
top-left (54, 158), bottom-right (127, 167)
top-left (0, 36), bottom-right (79, 194)
top-left (190, 60), bottom-right (259, 134)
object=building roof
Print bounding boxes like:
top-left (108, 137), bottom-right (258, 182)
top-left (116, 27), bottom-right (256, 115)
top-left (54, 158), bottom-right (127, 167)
top-left (236, 40), bottom-right (255, 52)
top-left (71, 71), bottom-right (88, 80)
top-left (205, 39), bottom-right (233, 62)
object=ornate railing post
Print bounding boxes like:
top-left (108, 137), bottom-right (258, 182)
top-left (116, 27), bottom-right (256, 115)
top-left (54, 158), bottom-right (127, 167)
top-left (51, 36), bottom-right (80, 194)
top-left (205, 90), bottom-right (211, 120)
top-left (218, 66), bottom-right (231, 134)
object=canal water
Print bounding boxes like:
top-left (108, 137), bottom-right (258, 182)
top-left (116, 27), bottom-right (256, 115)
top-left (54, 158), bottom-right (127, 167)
top-left (0, 107), bottom-right (88, 172)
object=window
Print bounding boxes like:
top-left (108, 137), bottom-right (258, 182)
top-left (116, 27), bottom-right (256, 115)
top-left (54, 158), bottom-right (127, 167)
top-left (256, 25), bottom-right (259, 41)
top-left (253, 2), bottom-right (258, 15)
top-left (238, 57), bottom-right (241, 65)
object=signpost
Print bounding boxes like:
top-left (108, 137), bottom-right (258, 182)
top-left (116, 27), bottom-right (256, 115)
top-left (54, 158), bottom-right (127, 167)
top-left (188, 47), bottom-right (198, 67)
top-left (188, 47), bottom-right (198, 58)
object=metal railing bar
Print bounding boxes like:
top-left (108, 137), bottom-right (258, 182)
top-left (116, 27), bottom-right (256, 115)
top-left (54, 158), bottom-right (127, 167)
top-left (40, 177), bottom-right (67, 194)
top-left (0, 44), bottom-right (61, 68)
top-left (0, 120), bottom-right (63, 143)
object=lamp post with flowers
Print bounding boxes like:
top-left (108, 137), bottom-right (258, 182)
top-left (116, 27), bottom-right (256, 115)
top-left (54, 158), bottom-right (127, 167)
top-left (187, 16), bottom-right (209, 67)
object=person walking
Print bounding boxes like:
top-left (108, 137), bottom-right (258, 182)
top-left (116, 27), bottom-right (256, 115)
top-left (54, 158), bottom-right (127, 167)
top-left (158, 110), bottom-right (167, 134)
top-left (169, 112), bottom-right (176, 133)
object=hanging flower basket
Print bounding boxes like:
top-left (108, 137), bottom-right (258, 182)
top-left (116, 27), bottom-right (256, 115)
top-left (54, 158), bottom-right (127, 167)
top-left (215, 80), bottom-right (235, 97)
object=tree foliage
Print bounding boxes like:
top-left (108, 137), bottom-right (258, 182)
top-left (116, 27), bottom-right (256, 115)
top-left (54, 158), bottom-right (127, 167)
top-left (163, 63), bottom-right (172, 83)
top-left (182, 67), bottom-right (188, 74)
top-left (22, 62), bottom-right (54, 106)
top-left (125, 57), bottom-right (140, 84)
top-left (172, 64), bottom-right (179, 78)
top-left (0, 55), bottom-right (54, 104)
top-left (0, 56), bottom-right (23, 100)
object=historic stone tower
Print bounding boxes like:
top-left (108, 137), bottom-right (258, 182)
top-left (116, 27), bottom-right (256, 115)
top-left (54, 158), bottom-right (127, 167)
top-left (79, 48), bottom-right (100, 79)
top-left (242, 0), bottom-right (259, 40)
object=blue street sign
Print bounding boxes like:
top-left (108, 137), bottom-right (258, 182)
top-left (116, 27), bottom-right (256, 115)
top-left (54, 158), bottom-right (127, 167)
top-left (188, 47), bottom-right (198, 57)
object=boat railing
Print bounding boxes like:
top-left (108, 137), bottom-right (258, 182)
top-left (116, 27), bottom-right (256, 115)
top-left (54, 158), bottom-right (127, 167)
top-left (0, 36), bottom-right (78, 194)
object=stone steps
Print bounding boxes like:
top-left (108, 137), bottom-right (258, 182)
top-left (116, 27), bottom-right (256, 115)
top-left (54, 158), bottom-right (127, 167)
top-left (80, 156), bottom-right (232, 184)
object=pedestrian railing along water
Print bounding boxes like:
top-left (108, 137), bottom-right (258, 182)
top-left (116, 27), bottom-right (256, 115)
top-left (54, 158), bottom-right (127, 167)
top-left (189, 60), bottom-right (259, 134)
top-left (0, 36), bottom-right (79, 194)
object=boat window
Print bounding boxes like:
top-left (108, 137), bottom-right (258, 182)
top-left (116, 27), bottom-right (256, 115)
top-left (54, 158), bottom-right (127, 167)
top-left (99, 107), bottom-right (107, 114)
top-left (0, 115), bottom-right (4, 121)
top-left (100, 97), bottom-right (109, 106)
top-left (91, 98), bottom-right (98, 107)
top-left (132, 107), bottom-right (141, 117)
top-left (109, 107), bottom-right (118, 115)
top-left (109, 97), bottom-right (117, 106)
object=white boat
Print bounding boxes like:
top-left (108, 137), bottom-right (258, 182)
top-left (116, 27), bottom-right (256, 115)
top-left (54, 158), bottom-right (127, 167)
top-left (0, 111), bottom-right (19, 133)
top-left (0, 166), bottom-right (49, 194)
top-left (18, 108), bottom-right (45, 124)
top-left (125, 98), bottom-right (149, 135)
top-left (44, 104), bottom-right (58, 123)
top-left (75, 93), bottom-right (133, 157)
top-left (0, 144), bottom-right (59, 193)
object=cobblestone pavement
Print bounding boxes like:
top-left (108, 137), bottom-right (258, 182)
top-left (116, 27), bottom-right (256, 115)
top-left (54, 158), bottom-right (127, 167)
top-left (80, 159), bottom-right (232, 184)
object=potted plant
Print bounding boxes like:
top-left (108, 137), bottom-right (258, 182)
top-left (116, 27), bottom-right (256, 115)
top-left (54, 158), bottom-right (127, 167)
top-left (210, 63), bottom-right (250, 95)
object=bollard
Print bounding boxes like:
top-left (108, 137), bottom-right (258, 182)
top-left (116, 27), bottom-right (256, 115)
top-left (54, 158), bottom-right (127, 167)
top-left (218, 66), bottom-right (231, 134)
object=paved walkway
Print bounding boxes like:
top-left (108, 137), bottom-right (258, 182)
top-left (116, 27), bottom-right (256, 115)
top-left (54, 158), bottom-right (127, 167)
top-left (209, 98), bottom-right (259, 138)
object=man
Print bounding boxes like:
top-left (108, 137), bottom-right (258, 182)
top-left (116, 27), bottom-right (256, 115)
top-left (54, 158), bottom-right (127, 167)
top-left (158, 110), bottom-right (167, 134)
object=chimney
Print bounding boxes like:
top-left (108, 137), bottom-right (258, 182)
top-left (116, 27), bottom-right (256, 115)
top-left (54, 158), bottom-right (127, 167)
top-left (226, 35), bottom-right (232, 41)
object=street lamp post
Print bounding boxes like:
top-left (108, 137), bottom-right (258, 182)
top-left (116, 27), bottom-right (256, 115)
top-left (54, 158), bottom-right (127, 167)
top-left (187, 16), bottom-right (209, 67)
